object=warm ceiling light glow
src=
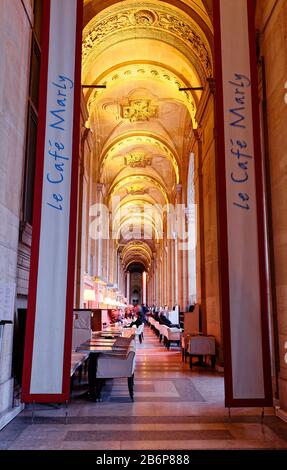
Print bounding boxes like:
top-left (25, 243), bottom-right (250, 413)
top-left (84, 289), bottom-right (96, 301)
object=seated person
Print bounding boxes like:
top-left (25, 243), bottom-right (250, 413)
top-left (153, 308), bottom-right (160, 321)
top-left (122, 311), bottom-right (132, 326)
top-left (159, 313), bottom-right (180, 328)
top-left (128, 312), bottom-right (143, 328)
top-left (110, 309), bottom-right (118, 324)
top-left (159, 313), bottom-right (172, 326)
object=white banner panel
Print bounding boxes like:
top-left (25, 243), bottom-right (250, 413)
top-left (22, 0), bottom-right (83, 402)
top-left (213, 0), bottom-right (272, 406)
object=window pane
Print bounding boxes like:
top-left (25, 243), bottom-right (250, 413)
top-left (24, 107), bottom-right (38, 224)
top-left (29, 38), bottom-right (41, 110)
top-left (33, 0), bottom-right (43, 46)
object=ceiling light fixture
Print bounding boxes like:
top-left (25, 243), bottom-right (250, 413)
top-left (179, 87), bottom-right (204, 91)
top-left (82, 85), bottom-right (107, 89)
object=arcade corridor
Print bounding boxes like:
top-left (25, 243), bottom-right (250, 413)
top-left (0, 2), bottom-right (287, 458)
top-left (1, 328), bottom-right (287, 450)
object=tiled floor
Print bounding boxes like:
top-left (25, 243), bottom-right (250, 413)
top-left (1, 327), bottom-right (287, 450)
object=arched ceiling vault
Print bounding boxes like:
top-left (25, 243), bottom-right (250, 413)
top-left (86, 62), bottom-right (199, 129)
top-left (82, 0), bottom-right (214, 274)
top-left (83, 0), bottom-right (214, 49)
top-left (109, 175), bottom-right (169, 205)
top-left (82, 2), bottom-right (212, 78)
top-left (100, 132), bottom-right (180, 184)
top-left (121, 240), bottom-right (153, 272)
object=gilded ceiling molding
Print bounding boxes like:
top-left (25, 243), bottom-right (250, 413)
top-left (122, 240), bottom-right (153, 258)
top-left (112, 200), bottom-right (163, 228)
top-left (125, 180), bottom-right (150, 191)
top-left (113, 201), bottom-right (163, 227)
top-left (82, 2), bottom-right (213, 80)
top-left (108, 175), bottom-right (170, 204)
top-left (111, 193), bottom-right (165, 214)
top-left (86, 62), bottom-right (198, 126)
top-left (115, 218), bottom-right (161, 243)
top-left (126, 259), bottom-right (149, 272)
top-left (124, 255), bottom-right (150, 270)
top-left (102, 163), bottom-right (175, 202)
top-left (100, 133), bottom-right (180, 184)
top-left (123, 249), bottom-right (151, 263)
top-left (122, 248), bottom-right (152, 265)
top-left (83, 0), bottom-right (214, 41)
top-left (113, 200), bottom-right (163, 234)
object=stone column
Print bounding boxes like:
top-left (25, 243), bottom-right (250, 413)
top-left (159, 251), bottom-right (163, 307)
top-left (167, 238), bottom-right (172, 307)
top-left (142, 271), bottom-right (147, 305)
top-left (176, 184), bottom-right (185, 311)
top-left (163, 237), bottom-right (168, 306)
top-left (108, 236), bottom-right (114, 284)
top-left (126, 271), bottom-right (130, 303)
top-left (75, 127), bottom-right (91, 307)
top-left (95, 183), bottom-right (105, 279)
top-left (152, 251), bottom-right (157, 306)
top-left (117, 252), bottom-right (120, 289)
top-left (186, 207), bottom-right (197, 305)
top-left (194, 129), bottom-right (207, 332)
top-left (119, 257), bottom-right (124, 295)
top-left (182, 245), bottom-right (188, 312)
top-left (87, 157), bottom-right (96, 276)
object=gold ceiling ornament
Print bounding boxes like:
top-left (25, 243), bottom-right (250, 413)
top-left (122, 239), bottom-right (153, 256)
top-left (114, 215), bottom-right (162, 242)
top-left (86, 63), bottom-right (197, 125)
top-left (112, 197), bottom-right (164, 225)
top-left (101, 134), bottom-right (180, 184)
top-left (126, 185), bottom-right (148, 196)
top-left (124, 151), bottom-right (153, 168)
top-left (134, 9), bottom-right (158, 25)
top-left (121, 99), bottom-right (158, 122)
top-left (109, 175), bottom-right (169, 204)
top-left (82, 2), bottom-right (212, 79)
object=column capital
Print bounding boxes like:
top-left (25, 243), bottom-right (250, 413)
top-left (96, 183), bottom-right (106, 195)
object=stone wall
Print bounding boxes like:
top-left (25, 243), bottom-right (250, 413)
top-left (0, 0), bottom-right (31, 417)
top-left (256, 0), bottom-right (287, 415)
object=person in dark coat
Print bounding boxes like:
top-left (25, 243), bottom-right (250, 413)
top-left (129, 312), bottom-right (143, 328)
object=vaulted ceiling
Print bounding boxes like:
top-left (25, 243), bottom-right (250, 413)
top-left (82, 0), bottom-right (213, 274)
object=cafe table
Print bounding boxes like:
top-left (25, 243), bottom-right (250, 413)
top-left (93, 328), bottom-right (123, 336)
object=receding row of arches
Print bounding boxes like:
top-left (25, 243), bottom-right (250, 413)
top-left (78, 0), bottom-right (214, 316)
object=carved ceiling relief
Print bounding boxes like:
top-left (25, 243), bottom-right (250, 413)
top-left (87, 65), bottom-right (197, 124)
top-left (121, 99), bottom-right (159, 122)
top-left (82, 5), bottom-right (213, 78)
top-left (126, 185), bottom-right (149, 196)
top-left (124, 152), bottom-right (153, 168)
top-left (103, 137), bottom-right (180, 186)
top-left (81, 3), bottom-right (208, 257)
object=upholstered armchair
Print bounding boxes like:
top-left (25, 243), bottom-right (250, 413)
top-left (165, 326), bottom-right (182, 349)
top-left (187, 335), bottom-right (216, 369)
top-left (122, 324), bottom-right (144, 343)
top-left (95, 341), bottom-right (136, 401)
